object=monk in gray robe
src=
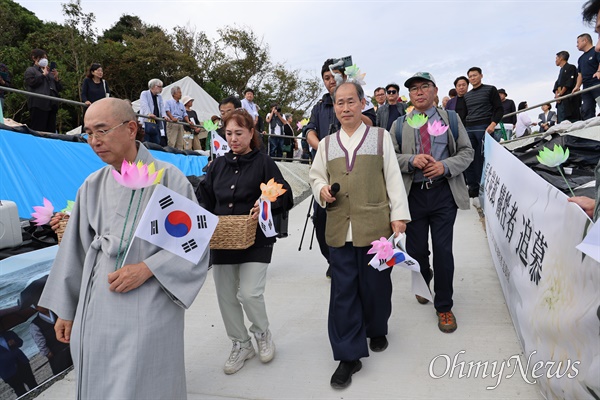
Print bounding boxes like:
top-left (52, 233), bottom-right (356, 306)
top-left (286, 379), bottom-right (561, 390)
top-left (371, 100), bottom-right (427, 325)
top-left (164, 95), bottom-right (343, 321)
top-left (39, 98), bottom-right (208, 399)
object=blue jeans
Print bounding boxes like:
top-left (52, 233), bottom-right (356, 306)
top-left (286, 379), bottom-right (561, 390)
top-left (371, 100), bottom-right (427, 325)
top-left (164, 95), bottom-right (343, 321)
top-left (144, 122), bottom-right (161, 144)
top-left (269, 136), bottom-right (283, 158)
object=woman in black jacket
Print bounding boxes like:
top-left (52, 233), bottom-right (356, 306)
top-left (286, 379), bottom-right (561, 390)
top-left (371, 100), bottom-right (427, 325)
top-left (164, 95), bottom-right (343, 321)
top-left (81, 63), bottom-right (109, 105)
top-left (199, 108), bottom-right (293, 375)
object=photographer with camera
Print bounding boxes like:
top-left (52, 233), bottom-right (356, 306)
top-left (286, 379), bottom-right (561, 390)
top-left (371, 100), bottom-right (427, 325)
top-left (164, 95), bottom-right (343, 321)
top-left (266, 103), bottom-right (286, 158)
top-left (24, 48), bottom-right (62, 133)
top-left (304, 57), bottom-right (376, 278)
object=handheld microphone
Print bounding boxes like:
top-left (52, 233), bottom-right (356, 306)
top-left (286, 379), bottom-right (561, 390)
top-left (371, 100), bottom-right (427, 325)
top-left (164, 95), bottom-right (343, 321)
top-left (330, 183), bottom-right (340, 197)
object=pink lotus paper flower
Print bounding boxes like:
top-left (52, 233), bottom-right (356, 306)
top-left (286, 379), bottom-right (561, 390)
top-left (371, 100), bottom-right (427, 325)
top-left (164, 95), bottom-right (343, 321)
top-left (31, 198), bottom-right (54, 226)
top-left (427, 120), bottom-right (448, 137)
top-left (112, 160), bottom-right (164, 190)
top-left (260, 178), bottom-right (287, 202)
top-left (367, 237), bottom-right (394, 260)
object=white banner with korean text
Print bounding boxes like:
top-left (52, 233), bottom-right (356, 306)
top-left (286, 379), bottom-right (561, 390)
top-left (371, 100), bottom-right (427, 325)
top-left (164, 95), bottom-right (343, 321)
top-left (482, 136), bottom-right (599, 400)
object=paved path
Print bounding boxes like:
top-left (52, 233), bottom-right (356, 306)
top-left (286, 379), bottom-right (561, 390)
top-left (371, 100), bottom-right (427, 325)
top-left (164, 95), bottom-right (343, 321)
top-left (36, 197), bottom-right (542, 400)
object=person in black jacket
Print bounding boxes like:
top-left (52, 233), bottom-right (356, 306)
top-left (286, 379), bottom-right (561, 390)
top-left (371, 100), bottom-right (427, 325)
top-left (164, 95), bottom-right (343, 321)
top-left (81, 63), bottom-right (109, 106)
top-left (24, 48), bottom-right (62, 133)
top-left (0, 330), bottom-right (38, 397)
top-left (199, 108), bottom-right (293, 375)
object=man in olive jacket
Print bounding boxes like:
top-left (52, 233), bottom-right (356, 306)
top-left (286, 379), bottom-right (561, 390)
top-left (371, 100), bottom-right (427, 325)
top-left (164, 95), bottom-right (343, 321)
top-left (390, 72), bottom-right (473, 334)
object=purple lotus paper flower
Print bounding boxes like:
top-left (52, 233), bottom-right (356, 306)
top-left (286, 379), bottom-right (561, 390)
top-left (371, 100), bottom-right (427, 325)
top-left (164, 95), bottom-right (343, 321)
top-left (367, 237), bottom-right (394, 260)
top-left (31, 198), bottom-right (54, 226)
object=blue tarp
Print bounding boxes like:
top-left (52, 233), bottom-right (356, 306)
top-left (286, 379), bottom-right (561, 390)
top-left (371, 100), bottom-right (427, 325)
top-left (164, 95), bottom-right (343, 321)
top-left (0, 129), bottom-right (208, 218)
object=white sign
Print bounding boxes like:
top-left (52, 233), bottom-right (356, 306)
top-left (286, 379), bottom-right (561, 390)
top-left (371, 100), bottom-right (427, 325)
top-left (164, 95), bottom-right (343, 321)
top-left (482, 136), bottom-right (599, 400)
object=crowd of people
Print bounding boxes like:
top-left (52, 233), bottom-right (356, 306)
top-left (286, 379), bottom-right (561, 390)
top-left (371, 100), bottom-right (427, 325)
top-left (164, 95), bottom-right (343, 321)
top-left (1, 1), bottom-right (600, 398)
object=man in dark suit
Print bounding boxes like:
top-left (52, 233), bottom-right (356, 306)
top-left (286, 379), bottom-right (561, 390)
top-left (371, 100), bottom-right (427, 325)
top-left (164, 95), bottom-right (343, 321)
top-left (0, 330), bottom-right (38, 397)
top-left (538, 103), bottom-right (557, 132)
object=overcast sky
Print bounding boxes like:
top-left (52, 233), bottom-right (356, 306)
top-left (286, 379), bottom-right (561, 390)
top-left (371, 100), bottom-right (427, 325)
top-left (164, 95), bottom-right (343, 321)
top-left (14, 0), bottom-right (593, 121)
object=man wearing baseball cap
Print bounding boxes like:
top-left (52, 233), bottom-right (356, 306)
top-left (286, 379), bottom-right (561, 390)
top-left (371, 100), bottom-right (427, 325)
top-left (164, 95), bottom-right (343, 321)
top-left (390, 72), bottom-right (474, 333)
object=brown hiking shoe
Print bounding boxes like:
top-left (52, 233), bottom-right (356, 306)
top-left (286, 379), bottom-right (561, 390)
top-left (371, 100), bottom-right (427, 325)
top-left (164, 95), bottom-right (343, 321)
top-left (436, 311), bottom-right (457, 333)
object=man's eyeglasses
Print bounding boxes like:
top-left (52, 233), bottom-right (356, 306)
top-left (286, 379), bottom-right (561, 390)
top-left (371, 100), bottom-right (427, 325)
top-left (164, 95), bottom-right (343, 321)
top-left (387, 90), bottom-right (398, 95)
top-left (85, 121), bottom-right (129, 140)
top-left (409, 83), bottom-right (433, 93)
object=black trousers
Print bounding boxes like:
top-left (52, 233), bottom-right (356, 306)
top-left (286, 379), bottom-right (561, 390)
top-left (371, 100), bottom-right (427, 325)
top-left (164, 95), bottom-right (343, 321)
top-left (29, 107), bottom-right (57, 133)
top-left (406, 180), bottom-right (458, 313)
top-left (328, 243), bottom-right (392, 361)
top-left (463, 124), bottom-right (487, 193)
top-left (4, 358), bottom-right (37, 396)
top-left (312, 201), bottom-right (329, 264)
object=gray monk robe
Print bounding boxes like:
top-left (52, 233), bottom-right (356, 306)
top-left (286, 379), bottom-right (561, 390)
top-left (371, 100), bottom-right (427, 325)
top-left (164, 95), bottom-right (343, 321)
top-left (39, 143), bottom-right (208, 400)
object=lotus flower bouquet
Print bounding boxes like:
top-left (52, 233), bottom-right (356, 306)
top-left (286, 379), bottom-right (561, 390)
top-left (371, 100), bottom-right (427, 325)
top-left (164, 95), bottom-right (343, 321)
top-left (112, 160), bottom-right (164, 269)
top-left (536, 144), bottom-right (574, 197)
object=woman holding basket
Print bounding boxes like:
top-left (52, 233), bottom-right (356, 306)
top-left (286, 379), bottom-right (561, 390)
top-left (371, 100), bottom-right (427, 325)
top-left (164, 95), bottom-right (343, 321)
top-left (199, 108), bottom-right (293, 375)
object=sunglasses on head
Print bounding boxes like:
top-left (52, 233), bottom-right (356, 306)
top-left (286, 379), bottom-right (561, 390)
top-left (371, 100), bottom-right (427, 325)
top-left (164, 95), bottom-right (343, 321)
top-left (387, 90), bottom-right (397, 95)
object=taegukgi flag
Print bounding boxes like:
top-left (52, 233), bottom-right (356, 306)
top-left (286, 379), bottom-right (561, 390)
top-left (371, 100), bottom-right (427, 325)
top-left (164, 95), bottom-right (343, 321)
top-left (211, 132), bottom-right (230, 157)
top-left (258, 197), bottom-right (277, 238)
top-left (134, 184), bottom-right (218, 264)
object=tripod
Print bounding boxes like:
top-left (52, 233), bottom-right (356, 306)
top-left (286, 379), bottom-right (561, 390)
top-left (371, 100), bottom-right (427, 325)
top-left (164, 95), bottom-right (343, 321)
top-left (298, 197), bottom-right (316, 251)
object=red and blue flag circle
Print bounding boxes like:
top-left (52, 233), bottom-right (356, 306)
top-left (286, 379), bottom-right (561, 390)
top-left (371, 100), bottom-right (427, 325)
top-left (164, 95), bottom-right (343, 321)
top-left (164, 210), bottom-right (192, 237)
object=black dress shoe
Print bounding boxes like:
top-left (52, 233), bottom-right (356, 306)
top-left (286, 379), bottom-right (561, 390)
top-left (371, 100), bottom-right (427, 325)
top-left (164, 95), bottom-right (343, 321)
top-left (369, 336), bottom-right (388, 352)
top-left (330, 360), bottom-right (362, 389)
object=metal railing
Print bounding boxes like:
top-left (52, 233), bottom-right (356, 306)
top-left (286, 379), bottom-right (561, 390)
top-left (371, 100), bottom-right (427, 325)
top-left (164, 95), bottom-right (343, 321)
top-left (499, 84), bottom-right (599, 143)
top-left (1, 85), bottom-right (313, 162)
top-left (0, 86), bottom-right (199, 129)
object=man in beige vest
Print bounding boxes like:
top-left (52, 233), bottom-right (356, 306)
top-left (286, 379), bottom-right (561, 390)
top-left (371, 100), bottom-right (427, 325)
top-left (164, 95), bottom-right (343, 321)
top-left (309, 81), bottom-right (411, 389)
top-left (390, 72), bottom-right (474, 334)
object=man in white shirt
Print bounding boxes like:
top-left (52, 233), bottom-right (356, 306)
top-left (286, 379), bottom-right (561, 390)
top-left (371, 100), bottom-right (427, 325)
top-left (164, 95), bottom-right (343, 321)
top-left (309, 81), bottom-right (411, 390)
top-left (240, 88), bottom-right (259, 126)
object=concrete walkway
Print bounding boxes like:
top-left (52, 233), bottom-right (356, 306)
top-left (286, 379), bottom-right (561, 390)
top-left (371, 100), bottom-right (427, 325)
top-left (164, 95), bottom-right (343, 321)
top-left (36, 197), bottom-right (543, 400)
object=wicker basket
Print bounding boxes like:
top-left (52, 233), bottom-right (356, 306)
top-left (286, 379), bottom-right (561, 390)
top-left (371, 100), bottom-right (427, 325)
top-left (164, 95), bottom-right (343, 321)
top-left (209, 213), bottom-right (258, 250)
top-left (56, 216), bottom-right (70, 244)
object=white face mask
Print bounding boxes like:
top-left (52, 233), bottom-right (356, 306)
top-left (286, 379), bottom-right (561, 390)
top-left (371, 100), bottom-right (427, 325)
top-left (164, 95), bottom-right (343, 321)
top-left (38, 58), bottom-right (48, 68)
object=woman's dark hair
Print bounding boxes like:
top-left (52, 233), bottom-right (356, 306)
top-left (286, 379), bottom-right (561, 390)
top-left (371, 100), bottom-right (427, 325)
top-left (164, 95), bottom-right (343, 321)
top-left (30, 49), bottom-right (46, 62)
top-left (86, 63), bottom-right (102, 79)
top-left (542, 103), bottom-right (552, 110)
top-left (518, 101), bottom-right (528, 111)
top-left (222, 109), bottom-right (262, 150)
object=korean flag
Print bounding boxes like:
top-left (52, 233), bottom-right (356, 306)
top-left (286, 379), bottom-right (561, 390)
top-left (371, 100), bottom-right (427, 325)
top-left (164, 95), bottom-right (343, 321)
top-left (134, 184), bottom-right (218, 264)
top-left (258, 197), bottom-right (277, 238)
top-left (211, 132), bottom-right (230, 157)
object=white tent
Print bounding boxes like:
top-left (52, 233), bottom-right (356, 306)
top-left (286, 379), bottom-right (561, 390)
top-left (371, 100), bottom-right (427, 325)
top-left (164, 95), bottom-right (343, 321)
top-left (132, 76), bottom-right (220, 123)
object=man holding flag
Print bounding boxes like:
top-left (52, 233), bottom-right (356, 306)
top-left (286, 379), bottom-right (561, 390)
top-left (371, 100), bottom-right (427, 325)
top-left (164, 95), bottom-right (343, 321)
top-left (39, 98), bottom-right (209, 399)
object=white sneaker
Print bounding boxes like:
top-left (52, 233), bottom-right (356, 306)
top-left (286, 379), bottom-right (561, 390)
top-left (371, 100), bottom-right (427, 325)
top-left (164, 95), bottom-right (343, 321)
top-left (223, 341), bottom-right (255, 375)
top-left (254, 329), bottom-right (275, 363)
